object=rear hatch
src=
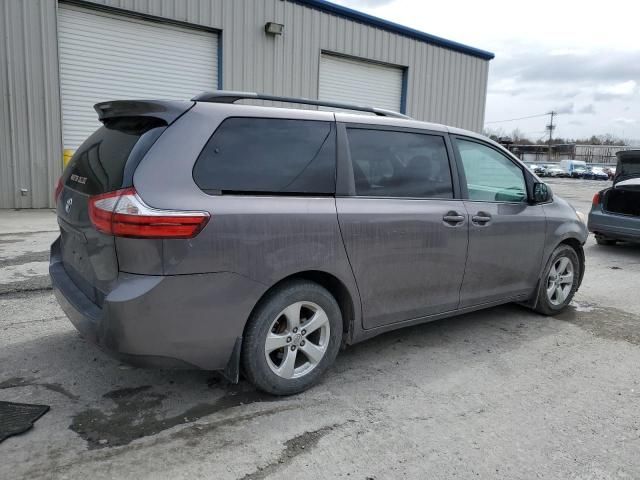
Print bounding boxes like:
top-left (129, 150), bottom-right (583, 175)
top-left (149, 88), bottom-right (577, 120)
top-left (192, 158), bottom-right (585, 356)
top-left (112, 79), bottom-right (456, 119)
top-left (613, 150), bottom-right (640, 188)
top-left (604, 150), bottom-right (640, 217)
top-left (55, 100), bottom-right (193, 305)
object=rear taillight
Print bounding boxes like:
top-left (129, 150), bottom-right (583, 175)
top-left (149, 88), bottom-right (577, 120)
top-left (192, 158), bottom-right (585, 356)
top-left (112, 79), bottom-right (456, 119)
top-left (88, 188), bottom-right (209, 239)
top-left (592, 192), bottom-right (601, 207)
top-left (54, 177), bottom-right (64, 202)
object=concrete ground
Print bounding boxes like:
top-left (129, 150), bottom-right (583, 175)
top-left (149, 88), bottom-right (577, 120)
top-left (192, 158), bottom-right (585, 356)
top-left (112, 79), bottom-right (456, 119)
top-left (1, 178), bottom-right (639, 479)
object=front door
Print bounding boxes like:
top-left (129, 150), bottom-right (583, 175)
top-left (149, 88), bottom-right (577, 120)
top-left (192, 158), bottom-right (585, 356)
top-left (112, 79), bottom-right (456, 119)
top-left (337, 126), bottom-right (468, 329)
top-left (453, 137), bottom-right (546, 308)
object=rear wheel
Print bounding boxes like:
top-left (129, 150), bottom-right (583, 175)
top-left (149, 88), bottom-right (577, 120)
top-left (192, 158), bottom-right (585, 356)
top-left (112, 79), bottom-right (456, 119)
top-left (241, 281), bottom-right (342, 395)
top-left (595, 234), bottom-right (617, 246)
top-left (534, 245), bottom-right (581, 315)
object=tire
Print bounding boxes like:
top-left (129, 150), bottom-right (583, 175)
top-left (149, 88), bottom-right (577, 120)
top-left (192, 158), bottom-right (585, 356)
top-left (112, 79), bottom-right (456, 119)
top-left (595, 235), bottom-right (617, 246)
top-left (534, 245), bottom-right (581, 316)
top-left (241, 280), bottom-right (342, 395)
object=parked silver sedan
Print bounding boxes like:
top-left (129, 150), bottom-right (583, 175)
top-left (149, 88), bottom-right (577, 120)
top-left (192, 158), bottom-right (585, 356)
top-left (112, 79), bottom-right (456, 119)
top-left (546, 166), bottom-right (567, 178)
top-left (589, 150), bottom-right (640, 245)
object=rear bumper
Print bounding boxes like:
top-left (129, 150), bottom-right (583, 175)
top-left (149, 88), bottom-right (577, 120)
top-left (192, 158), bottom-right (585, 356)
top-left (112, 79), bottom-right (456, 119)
top-left (588, 209), bottom-right (640, 242)
top-left (50, 237), bottom-right (266, 370)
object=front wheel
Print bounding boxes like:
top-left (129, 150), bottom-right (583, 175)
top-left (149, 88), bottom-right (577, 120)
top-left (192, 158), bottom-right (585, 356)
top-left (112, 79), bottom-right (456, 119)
top-left (534, 245), bottom-right (581, 315)
top-left (241, 281), bottom-right (343, 395)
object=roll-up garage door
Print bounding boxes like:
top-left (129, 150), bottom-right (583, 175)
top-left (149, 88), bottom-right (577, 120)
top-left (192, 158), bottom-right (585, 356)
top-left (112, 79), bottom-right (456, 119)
top-left (318, 54), bottom-right (404, 113)
top-left (58, 4), bottom-right (218, 150)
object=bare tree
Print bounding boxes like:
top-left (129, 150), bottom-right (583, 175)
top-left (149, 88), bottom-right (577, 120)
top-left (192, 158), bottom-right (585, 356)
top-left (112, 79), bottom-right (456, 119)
top-left (482, 127), bottom-right (505, 142)
top-left (510, 129), bottom-right (533, 145)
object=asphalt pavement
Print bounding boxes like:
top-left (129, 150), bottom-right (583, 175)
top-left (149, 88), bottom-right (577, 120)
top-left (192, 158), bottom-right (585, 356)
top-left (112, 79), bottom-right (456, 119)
top-left (1, 178), bottom-right (639, 479)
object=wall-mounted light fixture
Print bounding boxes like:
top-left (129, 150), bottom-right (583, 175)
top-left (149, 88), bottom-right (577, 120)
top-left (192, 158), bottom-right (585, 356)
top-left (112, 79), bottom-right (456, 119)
top-left (264, 22), bottom-right (284, 35)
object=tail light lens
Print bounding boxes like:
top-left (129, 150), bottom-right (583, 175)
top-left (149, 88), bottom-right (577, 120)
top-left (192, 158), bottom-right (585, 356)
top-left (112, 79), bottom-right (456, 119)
top-left (88, 188), bottom-right (209, 239)
top-left (54, 177), bottom-right (64, 202)
top-left (592, 192), bottom-right (601, 207)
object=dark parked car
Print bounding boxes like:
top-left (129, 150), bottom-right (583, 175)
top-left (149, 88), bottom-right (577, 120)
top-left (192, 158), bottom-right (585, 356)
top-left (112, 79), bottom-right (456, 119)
top-left (50, 92), bottom-right (588, 395)
top-left (533, 165), bottom-right (548, 176)
top-left (571, 167), bottom-right (587, 179)
top-left (589, 150), bottom-right (640, 245)
top-left (583, 166), bottom-right (609, 181)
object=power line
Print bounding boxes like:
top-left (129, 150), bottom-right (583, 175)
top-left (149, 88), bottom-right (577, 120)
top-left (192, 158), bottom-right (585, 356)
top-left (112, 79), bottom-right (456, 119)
top-left (485, 112), bottom-right (555, 124)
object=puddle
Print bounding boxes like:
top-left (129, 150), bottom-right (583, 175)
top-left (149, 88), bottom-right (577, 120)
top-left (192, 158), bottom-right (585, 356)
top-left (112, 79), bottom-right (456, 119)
top-left (0, 376), bottom-right (79, 400)
top-left (0, 276), bottom-right (52, 296)
top-left (0, 251), bottom-right (49, 268)
top-left (70, 383), bottom-right (282, 449)
top-left (238, 422), bottom-right (351, 480)
top-left (556, 303), bottom-right (640, 346)
top-left (570, 301), bottom-right (597, 313)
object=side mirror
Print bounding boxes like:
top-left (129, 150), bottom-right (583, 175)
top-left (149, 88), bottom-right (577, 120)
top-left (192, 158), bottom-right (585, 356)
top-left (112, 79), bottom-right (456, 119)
top-left (533, 182), bottom-right (552, 203)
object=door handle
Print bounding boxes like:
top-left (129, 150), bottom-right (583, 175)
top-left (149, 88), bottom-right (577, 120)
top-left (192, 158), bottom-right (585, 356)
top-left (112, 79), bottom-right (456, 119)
top-left (443, 212), bottom-right (465, 225)
top-left (471, 212), bottom-right (492, 225)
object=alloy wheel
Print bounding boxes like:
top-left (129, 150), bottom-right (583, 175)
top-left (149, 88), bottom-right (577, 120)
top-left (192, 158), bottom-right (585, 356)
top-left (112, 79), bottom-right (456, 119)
top-left (264, 301), bottom-right (331, 379)
top-left (546, 256), bottom-right (575, 306)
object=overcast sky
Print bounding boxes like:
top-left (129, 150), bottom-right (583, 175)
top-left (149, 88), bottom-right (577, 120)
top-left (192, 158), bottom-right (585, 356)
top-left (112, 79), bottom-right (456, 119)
top-left (333, 0), bottom-right (640, 142)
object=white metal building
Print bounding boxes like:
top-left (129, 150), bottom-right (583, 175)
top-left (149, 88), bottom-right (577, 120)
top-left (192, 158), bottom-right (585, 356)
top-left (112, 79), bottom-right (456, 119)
top-left (0, 0), bottom-right (494, 208)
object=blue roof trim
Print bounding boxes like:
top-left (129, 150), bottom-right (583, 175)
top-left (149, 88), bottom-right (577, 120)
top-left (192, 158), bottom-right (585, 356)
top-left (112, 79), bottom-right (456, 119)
top-left (292, 0), bottom-right (495, 61)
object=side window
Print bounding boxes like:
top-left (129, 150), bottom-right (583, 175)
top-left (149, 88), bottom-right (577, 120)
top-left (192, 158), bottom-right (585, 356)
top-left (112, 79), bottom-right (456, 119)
top-left (346, 128), bottom-right (453, 198)
top-left (455, 139), bottom-right (527, 202)
top-left (193, 118), bottom-right (335, 194)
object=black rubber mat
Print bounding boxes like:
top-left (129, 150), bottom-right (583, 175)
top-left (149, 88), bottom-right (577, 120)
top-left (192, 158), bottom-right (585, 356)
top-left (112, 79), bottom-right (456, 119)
top-left (0, 400), bottom-right (50, 443)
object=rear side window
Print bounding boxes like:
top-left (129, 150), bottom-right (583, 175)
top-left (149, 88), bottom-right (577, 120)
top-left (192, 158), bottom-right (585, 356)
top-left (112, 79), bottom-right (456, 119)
top-left (347, 128), bottom-right (453, 198)
top-left (65, 117), bottom-right (165, 195)
top-left (193, 118), bottom-right (335, 194)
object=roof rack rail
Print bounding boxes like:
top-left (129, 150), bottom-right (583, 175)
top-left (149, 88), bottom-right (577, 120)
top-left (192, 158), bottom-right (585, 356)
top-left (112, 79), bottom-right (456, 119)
top-left (191, 90), bottom-right (411, 119)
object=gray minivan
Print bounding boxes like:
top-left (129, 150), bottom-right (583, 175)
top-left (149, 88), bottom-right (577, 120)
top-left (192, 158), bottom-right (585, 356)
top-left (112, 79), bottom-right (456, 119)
top-left (50, 92), bottom-right (588, 395)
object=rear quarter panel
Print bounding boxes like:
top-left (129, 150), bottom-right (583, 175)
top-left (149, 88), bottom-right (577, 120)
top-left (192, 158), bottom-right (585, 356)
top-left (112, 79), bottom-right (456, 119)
top-left (133, 103), bottom-right (361, 330)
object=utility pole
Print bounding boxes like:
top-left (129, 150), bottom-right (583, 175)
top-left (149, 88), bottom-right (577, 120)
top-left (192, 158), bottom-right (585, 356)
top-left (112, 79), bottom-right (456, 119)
top-left (546, 111), bottom-right (556, 161)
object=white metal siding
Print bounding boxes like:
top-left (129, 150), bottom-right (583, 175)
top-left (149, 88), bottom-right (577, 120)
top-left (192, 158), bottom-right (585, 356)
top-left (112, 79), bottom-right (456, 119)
top-left (57, 4), bottom-right (218, 150)
top-left (1, 0), bottom-right (62, 209)
top-left (318, 54), bottom-right (403, 112)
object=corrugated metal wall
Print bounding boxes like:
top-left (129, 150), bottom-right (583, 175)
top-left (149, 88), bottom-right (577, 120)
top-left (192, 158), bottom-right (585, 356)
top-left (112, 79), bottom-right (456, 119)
top-left (0, 0), bottom-right (490, 208)
top-left (1, 0), bottom-right (62, 209)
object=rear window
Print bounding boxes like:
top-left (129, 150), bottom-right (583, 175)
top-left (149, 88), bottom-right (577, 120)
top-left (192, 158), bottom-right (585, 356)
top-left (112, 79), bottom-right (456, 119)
top-left (64, 117), bottom-right (165, 195)
top-left (193, 118), bottom-right (335, 194)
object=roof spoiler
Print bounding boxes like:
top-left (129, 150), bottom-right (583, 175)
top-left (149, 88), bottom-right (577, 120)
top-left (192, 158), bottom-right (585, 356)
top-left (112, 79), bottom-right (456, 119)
top-left (94, 100), bottom-right (195, 125)
top-left (192, 90), bottom-right (412, 119)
